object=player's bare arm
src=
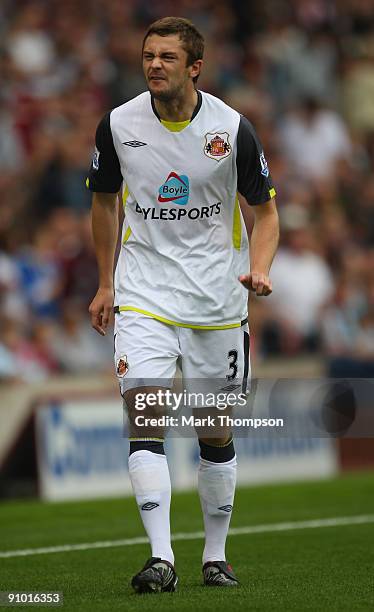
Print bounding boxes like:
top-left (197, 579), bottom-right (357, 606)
top-left (89, 191), bottom-right (119, 336)
top-left (239, 198), bottom-right (279, 296)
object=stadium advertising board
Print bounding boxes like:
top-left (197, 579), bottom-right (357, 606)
top-left (36, 392), bottom-right (338, 501)
top-left (36, 400), bottom-right (131, 501)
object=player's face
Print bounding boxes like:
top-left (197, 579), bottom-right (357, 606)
top-left (142, 34), bottom-right (200, 101)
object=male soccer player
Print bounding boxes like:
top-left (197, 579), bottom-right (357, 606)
top-left (87, 17), bottom-right (279, 593)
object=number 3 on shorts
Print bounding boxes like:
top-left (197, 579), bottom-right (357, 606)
top-left (227, 349), bottom-right (238, 381)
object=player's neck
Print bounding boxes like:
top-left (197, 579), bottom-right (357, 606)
top-left (153, 87), bottom-right (198, 122)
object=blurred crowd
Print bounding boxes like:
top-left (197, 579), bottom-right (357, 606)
top-left (0, 0), bottom-right (373, 383)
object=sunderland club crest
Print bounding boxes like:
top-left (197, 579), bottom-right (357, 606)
top-left (204, 132), bottom-right (232, 161)
top-left (116, 355), bottom-right (129, 377)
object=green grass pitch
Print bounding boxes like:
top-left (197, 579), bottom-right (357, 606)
top-left (0, 471), bottom-right (374, 611)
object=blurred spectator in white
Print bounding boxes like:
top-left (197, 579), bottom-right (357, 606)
top-left (0, 335), bottom-right (18, 384)
top-left (263, 203), bottom-right (333, 354)
top-left (321, 276), bottom-right (365, 356)
top-left (5, 3), bottom-right (54, 76)
top-left (321, 277), bottom-right (374, 377)
top-left (278, 97), bottom-right (352, 181)
top-left (0, 318), bottom-right (56, 383)
top-left (284, 29), bottom-right (339, 104)
top-left (0, 251), bottom-right (27, 321)
top-left (49, 299), bottom-right (113, 374)
top-left (258, 22), bottom-right (339, 108)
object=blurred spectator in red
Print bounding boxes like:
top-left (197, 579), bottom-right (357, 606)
top-left (61, 213), bottom-right (99, 308)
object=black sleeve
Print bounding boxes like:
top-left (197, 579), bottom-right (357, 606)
top-left (236, 115), bottom-right (276, 205)
top-left (86, 112), bottom-right (123, 193)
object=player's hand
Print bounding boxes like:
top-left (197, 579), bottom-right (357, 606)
top-left (238, 272), bottom-right (272, 296)
top-left (89, 287), bottom-right (114, 336)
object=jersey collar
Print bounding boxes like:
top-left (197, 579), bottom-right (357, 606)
top-left (151, 90), bottom-right (202, 123)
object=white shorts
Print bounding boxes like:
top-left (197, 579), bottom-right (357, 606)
top-left (114, 311), bottom-right (250, 399)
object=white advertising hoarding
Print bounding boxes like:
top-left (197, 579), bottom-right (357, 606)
top-left (36, 394), bottom-right (338, 501)
top-left (36, 400), bottom-right (131, 501)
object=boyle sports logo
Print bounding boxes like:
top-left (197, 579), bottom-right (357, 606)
top-left (158, 172), bottom-right (189, 205)
top-left (136, 170), bottom-right (220, 220)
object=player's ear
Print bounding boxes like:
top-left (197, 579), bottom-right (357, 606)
top-left (189, 59), bottom-right (203, 81)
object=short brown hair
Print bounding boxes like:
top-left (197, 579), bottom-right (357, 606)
top-left (143, 17), bottom-right (204, 81)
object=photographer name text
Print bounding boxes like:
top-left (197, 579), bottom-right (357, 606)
top-left (134, 415), bottom-right (284, 429)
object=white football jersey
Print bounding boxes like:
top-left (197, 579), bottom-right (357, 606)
top-left (88, 91), bottom-right (275, 329)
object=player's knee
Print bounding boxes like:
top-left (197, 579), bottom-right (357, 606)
top-left (198, 436), bottom-right (235, 462)
top-left (124, 388), bottom-right (166, 415)
top-left (124, 387), bottom-right (167, 438)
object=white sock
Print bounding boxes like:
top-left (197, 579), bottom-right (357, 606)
top-left (128, 449), bottom-right (174, 565)
top-left (198, 455), bottom-right (237, 564)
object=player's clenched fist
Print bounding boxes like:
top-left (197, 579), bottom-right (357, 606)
top-left (89, 287), bottom-right (114, 336)
top-left (238, 272), bottom-right (273, 296)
